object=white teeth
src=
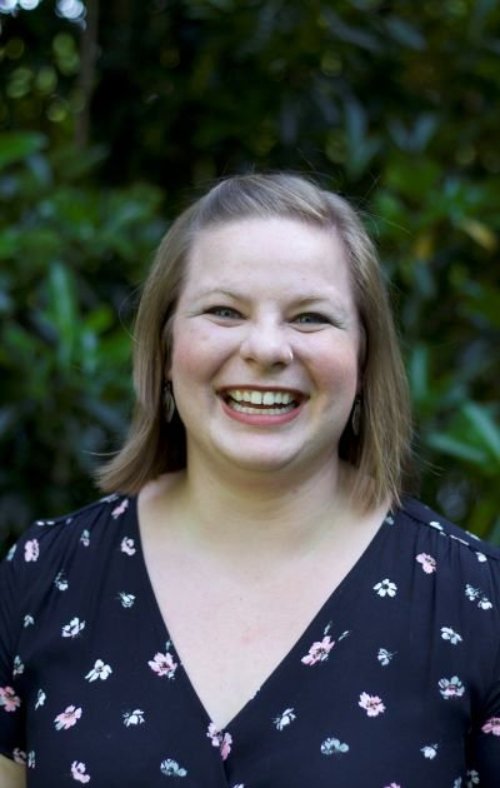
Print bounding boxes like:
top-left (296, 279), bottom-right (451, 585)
top-left (226, 389), bottom-right (295, 406)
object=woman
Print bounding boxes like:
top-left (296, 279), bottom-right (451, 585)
top-left (1, 173), bottom-right (499, 787)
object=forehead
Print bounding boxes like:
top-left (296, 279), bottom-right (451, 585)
top-left (182, 216), bottom-right (354, 300)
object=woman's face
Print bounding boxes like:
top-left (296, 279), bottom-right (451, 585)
top-left (169, 216), bottom-right (362, 480)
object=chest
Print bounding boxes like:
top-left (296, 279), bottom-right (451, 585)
top-left (143, 544), bottom-right (359, 729)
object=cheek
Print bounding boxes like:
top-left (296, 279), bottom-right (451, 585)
top-left (169, 322), bottom-right (223, 384)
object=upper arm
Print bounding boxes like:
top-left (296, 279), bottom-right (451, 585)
top-left (0, 754), bottom-right (26, 788)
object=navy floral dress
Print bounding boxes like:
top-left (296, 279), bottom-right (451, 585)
top-left (1, 494), bottom-right (500, 787)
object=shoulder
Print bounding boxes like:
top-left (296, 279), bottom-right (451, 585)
top-left (395, 496), bottom-right (500, 562)
top-left (1, 493), bottom-right (136, 576)
top-left (390, 497), bottom-right (500, 614)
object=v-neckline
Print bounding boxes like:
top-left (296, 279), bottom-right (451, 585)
top-left (130, 495), bottom-right (392, 732)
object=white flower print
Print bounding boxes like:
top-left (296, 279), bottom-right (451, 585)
top-left (24, 538), bottom-right (39, 562)
top-left (466, 770), bottom-right (480, 786)
top-left (475, 551), bottom-right (487, 562)
top-left (35, 689), bottom-right (46, 709)
top-left (118, 592), bottom-right (136, 608)
top-left (482, 716), bottom-right (500, 735)
top-left (416, 552), bottom-right (437, 574)
top-left (377, 648), bottom-right (396, 667)
top-left (148, 648), bottom-right (178, 679)
top-left (71, 761), bottom-right (91, 783)
top-left (85, 659), bottom-right (112, 682)
top-left (112, 498), bottom-right (129, 518)
top-left (429, 520), bottom-right (443, 531)
top-left (7, 544), bottom-right (16, 561)
top-left (373, 579), bottom-right (398, 598)
top-left (120, 536), bottom-right (136, 556)
top-left (438, 676), bottom-right (465, 700)
top-left (301, 635), bottom-right (335, 666)
top-left (320, 736), bottom-right (349, 755)
top-left (12, 748), bottom-right (26, 765)
top-left (421, 743), bottom-right (438, 759)
top-left (440, 626), bottom-right (462, 645)
top-left (123, 709), bottom-right (145, 727)
top-left (465, 584), bottom-right (492, 610)
top-left (358, 692), bottom-right (386, 717)
top-left (12, 655), bottom-right (24, 677)
top-left (160, 758), bottom-right (187, 777)
top-left (453, 779), bottom-right (462, 788)
top-left (384, 515), bottom-right (395, 525)
top-left (207, 722), bottom-right (232, 761)
top-left (273, 707), bottom-right (296, 731)
top-left (27, 751), bottom-right (35, 768)
top-left (54, 705), bottom-right (82, 730)
top-left (383, 784), bottom-right (401, 788)
top-left (80, 529), bottom-right (90, 547)
top-left (338, 630), bottom-right (351, 642)
top-left (0, 686), bottom-right (21, 712)
top-left (23, 614), bottom-right (34, 628)
top-left (62, 617), bottom-right (86, 638)
top-left (54, 571), bottom-right (69, 591)
top-left (450, 534), bottom-right (469, 547)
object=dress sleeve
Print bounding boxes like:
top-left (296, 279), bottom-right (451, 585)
top-left (472, 667), bottom-right (500, 785)
top-left (0, 539), bottom-right (28, 762)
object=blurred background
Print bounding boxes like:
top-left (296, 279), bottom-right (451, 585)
top-left (0, 0), bottom-right (499, 553)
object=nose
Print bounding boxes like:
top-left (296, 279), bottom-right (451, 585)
top-left (239, 318), bottom-right (294, 368)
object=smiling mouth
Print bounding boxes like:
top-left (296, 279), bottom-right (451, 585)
top-left (220, 388), bottom-right (302, 416)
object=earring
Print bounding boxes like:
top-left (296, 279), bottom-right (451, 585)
top-left (163, 381), bottom-right (176, 423)
top-left (351, 395), bottom-right (362, 436)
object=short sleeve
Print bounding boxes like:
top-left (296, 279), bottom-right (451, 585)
top-left (471, 661), bottom-right (500, 785)
top-left (0, 539), bottom-right (28, 761)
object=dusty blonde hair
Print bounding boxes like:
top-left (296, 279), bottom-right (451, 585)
top-left (96, 173), bottom-right (412, 508)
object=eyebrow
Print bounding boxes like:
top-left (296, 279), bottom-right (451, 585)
top-left (196, 288), bottom-right (351, 319)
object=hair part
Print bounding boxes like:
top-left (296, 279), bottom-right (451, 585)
top-left (96, 173), bottom-right (413, 509)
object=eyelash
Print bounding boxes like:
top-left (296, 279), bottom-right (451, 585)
top-left (292, 312), bottom-right (331, 325)
top-left (205, 306), bottom-right (242, 319)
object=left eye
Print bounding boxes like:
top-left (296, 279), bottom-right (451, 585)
top-left (292, 312), bottom-right (330, 325)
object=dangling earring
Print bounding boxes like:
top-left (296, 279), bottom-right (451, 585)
top-left (351, 395), bottom-right (362, 436)
top-left (163, 381), bottom-right (176, 423)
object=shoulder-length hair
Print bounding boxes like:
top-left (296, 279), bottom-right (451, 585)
top-left (96, 173), bottom-right (413, 509)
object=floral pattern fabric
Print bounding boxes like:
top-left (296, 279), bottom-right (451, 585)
top-left (1, 495), bottom-right (500, 787)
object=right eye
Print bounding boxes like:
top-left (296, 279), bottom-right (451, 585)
top-left (205, 306), bottom-right (242, 319)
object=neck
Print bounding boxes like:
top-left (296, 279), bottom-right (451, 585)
top-left (172, 455), bottom-right (360, 560)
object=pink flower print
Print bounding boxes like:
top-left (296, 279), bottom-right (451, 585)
top-left (358, 692), bottom-right (386, 717)
top-left (148, 650), bottom-right (178, 679)
top-left (120, 536), bottom-right (136, 556)
top-left (482, 717), bottom-right (500, 735)
top-left (112, 498), bottom-right (129, 519)
top-left (54, 705), bottom-right (82, 731)
top-left (71, 761), bottom-right (91, 783)
top-left (416, 553), bottom-right (436, 574)
top-left (0, 686), bottom-right (21, 712)
top-left (24, 538), bottom-right (39, 562)
top-left (301, 635), bottom-right (335, 666)
top-left (207, 722), bottom-right (233, 761)
top-left (438, 676), bottom-right (465, 700)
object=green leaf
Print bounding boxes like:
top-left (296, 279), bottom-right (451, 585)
top-left (462, 403), bottom-right (500, 462)
top-left (0, 133), bottom-right (47, 170)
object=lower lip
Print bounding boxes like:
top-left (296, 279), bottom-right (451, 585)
top-left (220, 397), bottom-right (304, 426)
